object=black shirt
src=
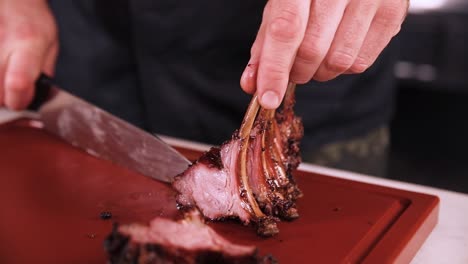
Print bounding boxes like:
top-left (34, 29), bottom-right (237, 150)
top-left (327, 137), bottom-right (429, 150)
top-left (48, 0), bottom-right (398, 152)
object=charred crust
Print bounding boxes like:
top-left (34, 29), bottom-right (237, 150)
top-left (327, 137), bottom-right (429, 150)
top-left (197, 147), bottom-right (223, 169)
top-left (100, 211), bottom-right (113, 220)
top-left (195, 250), bottom-right (259, 264)
top-left (282, 207), bottom-right (299, 220)
top-left (104, 224), bottom-right (140, 264)
top-left (256, 217), bottom-right (279, 237)
top-left (230, 129), bottom-right (241, 141)
top-left (104, 224), bottom-right (127, 253)
top-left (240, 189), bottom-right (247, 198)
top-left (175, 203), bottom-right (200, 216)
top-left (210, 215), bottom-right (245, 223)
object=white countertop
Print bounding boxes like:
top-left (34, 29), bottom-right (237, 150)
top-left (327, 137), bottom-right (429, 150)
top-left (1, 109), bottom-right (467, 263)
top-left (161, 136), bottom-right (468, 264)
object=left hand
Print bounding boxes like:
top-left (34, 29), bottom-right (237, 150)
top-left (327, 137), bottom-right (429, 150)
top-left (240, 0), bottom-right (409, 109)
top-left (0, 0), bottom-right (58, 110)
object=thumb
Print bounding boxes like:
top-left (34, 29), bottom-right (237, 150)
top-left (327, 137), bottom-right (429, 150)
top-left (43, 41), bottom-right (58, 76)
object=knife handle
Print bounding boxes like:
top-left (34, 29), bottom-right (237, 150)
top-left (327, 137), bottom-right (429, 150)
top-left (28, 73), bottom-right (54, 111)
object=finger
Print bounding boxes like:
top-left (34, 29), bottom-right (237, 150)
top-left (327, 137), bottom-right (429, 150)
top-left (347, 0), bottom-right (408, 73)
top-left (289, 0), bottom-right (348, 84)
top-left (314, 0), bottom-right (380, 82)
top-left (4, 44), bottom-right (45, 110)
top-left (240, 63), bottom-right (258, 95)
top-left (257, 0), bottom-right (310, 109)
top-left (0, 61), bottom-right (6, 106)
top-left (43, 40), bottom-right (59, 76)
top-left (240, 4), bottom-right (269, 95)
top-left (0, 42), bottom-right (7, 106)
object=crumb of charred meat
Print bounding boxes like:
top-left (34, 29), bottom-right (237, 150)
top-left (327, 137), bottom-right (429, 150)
top-left (173, 83), bottom-right (303, 236)
top-left (104, 211), bottom-right (276, 264)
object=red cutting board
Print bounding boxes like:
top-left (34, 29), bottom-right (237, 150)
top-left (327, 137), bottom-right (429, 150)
top-left (0, 120), bottom-right (439, 264)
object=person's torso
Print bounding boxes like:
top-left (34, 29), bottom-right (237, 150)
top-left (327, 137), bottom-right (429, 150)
top-left (49, 0), bottom-right (398, 149)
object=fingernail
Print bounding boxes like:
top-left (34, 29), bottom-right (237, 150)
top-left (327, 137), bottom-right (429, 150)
top-left (242, 64), bottom-right (255, 78)
top-left (260, 90), bottom-right (280, 109)
top-left (241, 63), bottom-right (257, 93)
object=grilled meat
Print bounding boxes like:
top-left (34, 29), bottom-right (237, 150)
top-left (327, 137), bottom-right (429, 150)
top-left (173, 84), bottom-right (303, 236)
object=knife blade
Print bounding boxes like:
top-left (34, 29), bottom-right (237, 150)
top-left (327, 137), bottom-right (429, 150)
top-left (24, 74), bottom-right (191, 183)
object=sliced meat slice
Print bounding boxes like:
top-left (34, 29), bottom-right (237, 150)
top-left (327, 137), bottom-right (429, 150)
top-left (105, 211), bottom-right (276, 264)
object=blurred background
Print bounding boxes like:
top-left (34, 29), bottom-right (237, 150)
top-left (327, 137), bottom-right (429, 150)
top-left (388, 0), bottom-right (468, 193)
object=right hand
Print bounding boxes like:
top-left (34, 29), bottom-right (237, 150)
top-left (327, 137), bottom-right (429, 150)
top-left (240, 0), bottom-right (408, 110)
top-left (0, 0), bottom-right (58, 110)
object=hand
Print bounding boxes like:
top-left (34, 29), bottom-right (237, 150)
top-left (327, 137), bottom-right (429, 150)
top-left (240, 0), bottom-right (409, 109)
top-left (0, 0), bottom-right (58, 110)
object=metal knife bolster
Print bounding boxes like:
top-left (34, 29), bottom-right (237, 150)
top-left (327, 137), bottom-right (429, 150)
top-left (26, 74), bottom-right (191, 182)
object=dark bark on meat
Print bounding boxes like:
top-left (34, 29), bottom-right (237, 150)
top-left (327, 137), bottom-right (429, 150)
top-left (275, 83), bottom-right (304, 173)
top-left (173, 83), bottom-right (303, 236)
top-left (104, 212), bottom-right (277, 264)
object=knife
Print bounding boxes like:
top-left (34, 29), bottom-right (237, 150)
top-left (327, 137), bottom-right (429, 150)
top-left (22, 74), bottom-right (191, 183)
